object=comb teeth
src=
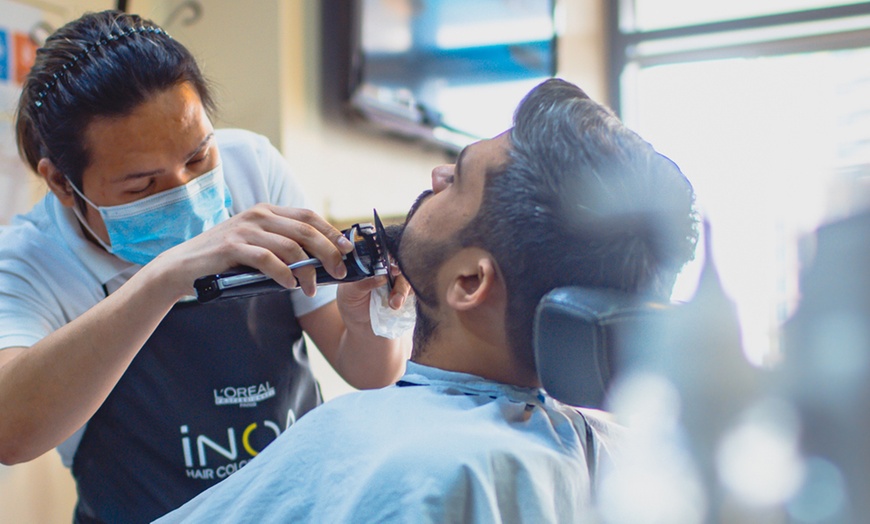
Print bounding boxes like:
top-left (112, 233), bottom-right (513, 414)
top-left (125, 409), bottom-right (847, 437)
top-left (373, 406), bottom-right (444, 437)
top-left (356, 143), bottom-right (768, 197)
top-left (373, 209), bottom-right (396, 290)
top-left (373, 209), bottom-right (403, 259)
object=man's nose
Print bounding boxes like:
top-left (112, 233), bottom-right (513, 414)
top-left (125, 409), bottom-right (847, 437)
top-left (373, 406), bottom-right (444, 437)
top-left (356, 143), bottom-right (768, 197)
top-left (431, 164), bottom-right (455, 194)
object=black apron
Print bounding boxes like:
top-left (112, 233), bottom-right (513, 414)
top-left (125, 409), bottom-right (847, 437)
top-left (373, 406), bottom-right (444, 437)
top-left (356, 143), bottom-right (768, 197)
top-left (71, 291), bottom-right (322, 523)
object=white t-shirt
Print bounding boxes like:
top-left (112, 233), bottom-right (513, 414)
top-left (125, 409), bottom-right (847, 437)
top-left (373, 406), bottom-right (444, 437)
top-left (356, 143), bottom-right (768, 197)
top-left (0, 128), bottom-right (336, 465)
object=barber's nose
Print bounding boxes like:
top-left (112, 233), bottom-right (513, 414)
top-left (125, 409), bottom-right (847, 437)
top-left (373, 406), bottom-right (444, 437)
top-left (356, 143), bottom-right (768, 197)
top-left (431, 164), bottom-right (455, 194)
top-left (161, 170), bottom-right (196, 192)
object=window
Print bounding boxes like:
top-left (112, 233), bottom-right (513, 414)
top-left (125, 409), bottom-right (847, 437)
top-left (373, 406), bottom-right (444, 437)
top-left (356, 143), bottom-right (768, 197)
top-left (610, 2), bottom-right (870, 364)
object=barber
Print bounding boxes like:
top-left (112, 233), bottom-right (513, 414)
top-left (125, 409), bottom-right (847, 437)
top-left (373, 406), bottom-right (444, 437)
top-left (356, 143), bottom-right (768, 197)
top-left (0, 10), bottom-right (409, 523)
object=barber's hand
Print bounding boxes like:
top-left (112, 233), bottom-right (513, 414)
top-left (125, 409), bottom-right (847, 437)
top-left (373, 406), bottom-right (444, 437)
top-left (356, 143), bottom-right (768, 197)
top-left (153, 204), bottom-right (353, 298)
top-left (386, 262), bottom-right (413, 310)
top-left (336, 265), bottom-right (413, 331)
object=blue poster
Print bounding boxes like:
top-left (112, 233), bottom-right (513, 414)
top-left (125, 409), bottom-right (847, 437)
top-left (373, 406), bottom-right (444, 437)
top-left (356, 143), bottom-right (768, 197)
top-left (0, 29), bottom-right (8, 81)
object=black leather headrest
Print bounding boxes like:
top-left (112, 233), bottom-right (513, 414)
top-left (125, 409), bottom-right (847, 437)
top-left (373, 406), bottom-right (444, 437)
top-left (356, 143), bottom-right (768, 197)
top-left (533, 286), bottom-right (670, 408)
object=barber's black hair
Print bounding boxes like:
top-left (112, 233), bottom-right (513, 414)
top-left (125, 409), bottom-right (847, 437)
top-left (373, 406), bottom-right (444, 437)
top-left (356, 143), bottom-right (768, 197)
top-left (459, 78), bottom-right (699, 369)
top-left (15, 10), bottom-right (214, 190)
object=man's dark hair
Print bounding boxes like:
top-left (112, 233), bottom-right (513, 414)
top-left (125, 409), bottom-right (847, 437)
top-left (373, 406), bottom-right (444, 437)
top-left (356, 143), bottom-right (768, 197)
top-left (15, 10), bottom-right (214, 192)
top-left (459, 78), bottom-right (699, 369)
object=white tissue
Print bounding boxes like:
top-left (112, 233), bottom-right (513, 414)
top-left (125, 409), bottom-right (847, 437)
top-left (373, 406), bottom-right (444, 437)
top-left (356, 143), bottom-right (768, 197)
top-left (369, 284), bottom-right (416, 339)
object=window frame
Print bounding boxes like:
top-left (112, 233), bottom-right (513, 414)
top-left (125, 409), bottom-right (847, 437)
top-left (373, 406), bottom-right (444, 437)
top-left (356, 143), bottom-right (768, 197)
top-left (607, 2), bottom-right (870, 115)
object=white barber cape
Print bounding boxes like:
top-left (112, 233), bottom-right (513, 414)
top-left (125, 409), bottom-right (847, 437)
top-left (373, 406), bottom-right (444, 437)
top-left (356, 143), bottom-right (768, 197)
top-left (154, 362), bottom-right (623, 523)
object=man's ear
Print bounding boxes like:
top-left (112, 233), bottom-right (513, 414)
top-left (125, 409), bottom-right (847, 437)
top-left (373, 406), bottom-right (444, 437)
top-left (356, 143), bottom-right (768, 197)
top-left (38, 158), bottom-right (75, 208)
top-left (445, 247), bottom-right (502, 311)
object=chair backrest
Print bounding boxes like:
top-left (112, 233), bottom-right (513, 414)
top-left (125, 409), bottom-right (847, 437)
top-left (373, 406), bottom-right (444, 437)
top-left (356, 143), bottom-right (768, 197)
top-left (533, 286), bottom-right (670, 408)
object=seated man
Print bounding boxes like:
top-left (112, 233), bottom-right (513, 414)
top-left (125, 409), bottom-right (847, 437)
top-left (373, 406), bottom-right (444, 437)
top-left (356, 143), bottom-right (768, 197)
top-left (156, 78), bottom-right (699, 523)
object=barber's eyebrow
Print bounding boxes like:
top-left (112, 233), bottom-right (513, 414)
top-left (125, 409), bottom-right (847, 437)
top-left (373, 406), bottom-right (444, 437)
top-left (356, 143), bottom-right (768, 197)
top-left (184, 133), bottom-right (214, 162)
top-left (117, 133), bottom-right (214, 182)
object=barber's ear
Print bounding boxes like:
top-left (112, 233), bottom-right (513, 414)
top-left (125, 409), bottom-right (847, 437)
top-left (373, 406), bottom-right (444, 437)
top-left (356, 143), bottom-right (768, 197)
top-left (445, 248), bottom-right (501, 311)
top-left (38, 158), bottom-right (75, 207)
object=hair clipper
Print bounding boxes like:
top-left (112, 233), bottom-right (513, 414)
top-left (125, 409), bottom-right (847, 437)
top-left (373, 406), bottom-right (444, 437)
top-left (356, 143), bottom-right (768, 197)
top-left (194, 210), bottom-right (394, 303)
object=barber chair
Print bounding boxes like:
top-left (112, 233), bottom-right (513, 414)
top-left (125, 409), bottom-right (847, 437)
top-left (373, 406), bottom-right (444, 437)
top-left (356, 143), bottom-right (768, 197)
top-left (533, 286), bottom-right (670, 408)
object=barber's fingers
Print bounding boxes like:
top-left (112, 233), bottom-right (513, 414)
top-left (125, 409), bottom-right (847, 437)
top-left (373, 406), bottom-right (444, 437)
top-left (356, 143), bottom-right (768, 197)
top-left (262, 205), bottom-right (354, 256)
top-left (228, 242), bottom-right (302, 290)
top-left (230, 204), bottom-right (353, 286)
top-left (387, 274), bottom-right (412, 310)
top-left (182, 205), bottom-right (349, 296)
top-left (335, 275), bottom-right (387, 325)
top-left (211, 233), bottom-right (321, 297)
top-left (338, 271), bottom-right (411, 311)
top-left (343, 274), bottom-right (388, 296)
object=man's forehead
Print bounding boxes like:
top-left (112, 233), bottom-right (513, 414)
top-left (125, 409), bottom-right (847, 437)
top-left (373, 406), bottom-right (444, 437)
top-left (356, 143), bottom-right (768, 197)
top-left (460, 131), bottom-right (511, 174)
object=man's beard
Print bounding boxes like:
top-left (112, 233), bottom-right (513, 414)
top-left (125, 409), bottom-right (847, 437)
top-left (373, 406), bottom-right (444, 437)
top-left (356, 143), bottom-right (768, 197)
top-left (410, 302), bottom-right (439, 359)
top-left (383, 221), bottom-right (443, 357)
top-left (388, 191), bottom-right (460, 357)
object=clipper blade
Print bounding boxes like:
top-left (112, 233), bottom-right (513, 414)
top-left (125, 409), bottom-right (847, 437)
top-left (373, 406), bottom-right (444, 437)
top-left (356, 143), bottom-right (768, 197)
top-left (373, 209), bottom-right (395, 291)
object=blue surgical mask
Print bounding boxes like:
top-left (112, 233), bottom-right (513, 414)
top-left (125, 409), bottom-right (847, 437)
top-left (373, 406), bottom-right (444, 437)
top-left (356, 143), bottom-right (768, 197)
top-left (68, 164), bottom-right (233, 265)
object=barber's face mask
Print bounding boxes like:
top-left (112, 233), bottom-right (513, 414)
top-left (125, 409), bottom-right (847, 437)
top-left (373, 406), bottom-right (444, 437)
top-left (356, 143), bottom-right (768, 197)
top-left (68, 164), bottom-right (233, 265)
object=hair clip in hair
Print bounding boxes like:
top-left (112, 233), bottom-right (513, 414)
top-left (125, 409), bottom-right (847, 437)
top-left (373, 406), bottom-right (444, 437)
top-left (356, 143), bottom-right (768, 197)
top-left (31, 24), bottom-right (171, 110)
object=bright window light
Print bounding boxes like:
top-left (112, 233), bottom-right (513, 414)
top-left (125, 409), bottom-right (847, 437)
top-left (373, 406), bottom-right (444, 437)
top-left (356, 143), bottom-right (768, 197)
top-left (629, 0), bottom-right (865, 31)
top-left (622, 45), bottom-right (870, 365)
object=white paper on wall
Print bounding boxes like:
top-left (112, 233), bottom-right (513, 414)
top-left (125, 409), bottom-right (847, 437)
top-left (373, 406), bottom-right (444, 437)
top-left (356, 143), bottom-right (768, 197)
top-left (0, 0), bottom-right (41, 225)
